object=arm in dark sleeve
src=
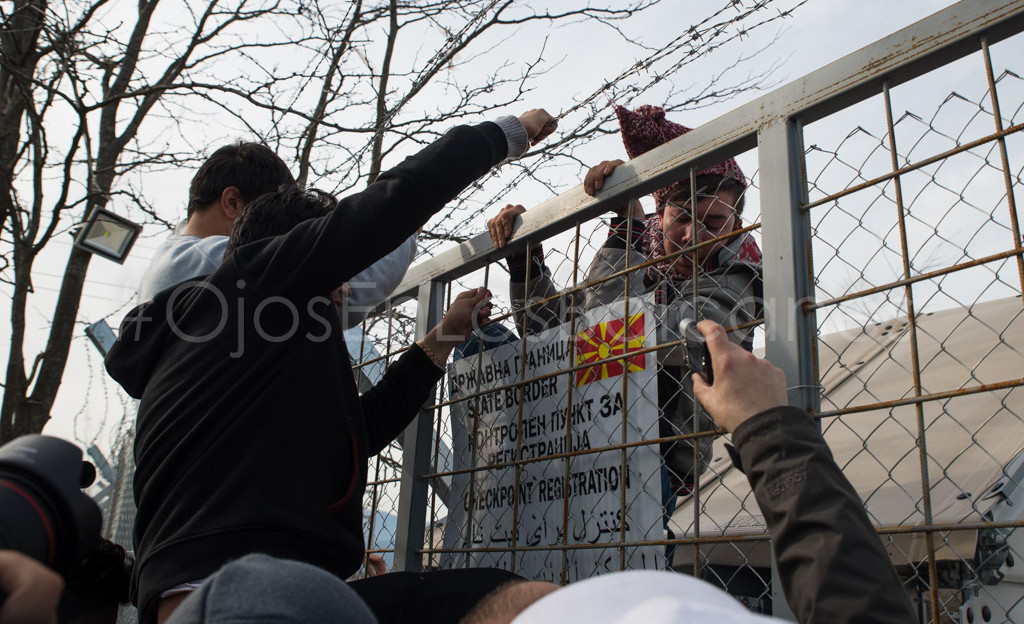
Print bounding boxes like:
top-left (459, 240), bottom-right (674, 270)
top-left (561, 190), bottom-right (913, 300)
top-left (581, 218), bottom-right (647, 309)
top-left (359, 344), bottom-right (445, 456)
top-left (507, 245), bottom-right (571, 336)
top-left (601, 217), bottom-right (646, 253)
top-left (507, 218), bottom-right (645, 335)
top-left (232, 122), bottom-right (509, 301)
top-left (730, 407), bottom-right (916, 624)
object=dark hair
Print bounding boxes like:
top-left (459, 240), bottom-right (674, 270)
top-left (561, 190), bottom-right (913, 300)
top-left (224, 186), bottom-right (337, 258)
top-left (57, 538), bottom-right (133, 621)
top-left (664, 174), bottom-right (747, 215)
top-left (187, 142), bottom-right (295, 218)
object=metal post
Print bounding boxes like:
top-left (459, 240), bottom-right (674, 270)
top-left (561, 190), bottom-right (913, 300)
top-left (758, 116), bottom-right (820, 620)
top-left (758, 117), bottom-right (819, 414)
top-left (394, 281), bottom-right (445, 572)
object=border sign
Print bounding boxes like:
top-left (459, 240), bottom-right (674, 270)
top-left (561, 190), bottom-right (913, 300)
top-left (441, 296), bottom-right (664, 581)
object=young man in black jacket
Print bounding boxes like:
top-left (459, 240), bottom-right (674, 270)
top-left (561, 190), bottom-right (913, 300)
top-left (105, 109), bottom-right (556, 623)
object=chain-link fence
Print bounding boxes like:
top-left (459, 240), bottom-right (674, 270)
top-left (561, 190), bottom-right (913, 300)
top-left (352, 2), bottom-right (1024, 621)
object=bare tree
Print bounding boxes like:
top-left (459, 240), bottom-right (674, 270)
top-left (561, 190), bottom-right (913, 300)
top-left (0, 0), bottom-right (311, 440)
top-left (205, 0), bottom-right (805, 246)
top-left (0, 0), bottom-right (803, 442)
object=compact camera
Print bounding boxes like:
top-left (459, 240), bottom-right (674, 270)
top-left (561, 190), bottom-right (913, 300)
top-left (0, 435), bottom-right (102, 575)
top-left (679, 318), bottom-right (713, 384)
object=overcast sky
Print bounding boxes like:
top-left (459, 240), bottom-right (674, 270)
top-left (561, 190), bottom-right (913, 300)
top-left (11, 0), bottom-right (1022, 452)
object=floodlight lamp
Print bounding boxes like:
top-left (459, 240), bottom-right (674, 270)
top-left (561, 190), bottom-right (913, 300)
top-left (85, 319), bottom-right (117, 356)
top-left (73, 207), bottom-right (142, 264)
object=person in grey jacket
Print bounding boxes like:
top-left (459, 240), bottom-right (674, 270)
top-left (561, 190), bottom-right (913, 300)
top-left (488, 105), bottom-right (763, 517)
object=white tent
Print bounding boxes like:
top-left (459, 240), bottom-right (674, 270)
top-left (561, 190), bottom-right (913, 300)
top-left (670, 295), bottom-right (1024, 569)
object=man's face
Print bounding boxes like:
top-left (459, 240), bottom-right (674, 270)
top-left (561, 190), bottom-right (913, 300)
top-left (660, 189), bottom-right (740, 277)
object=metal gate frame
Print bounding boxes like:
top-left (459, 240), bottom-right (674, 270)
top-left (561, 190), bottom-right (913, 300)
top-left (383, 1), bottom-right (1024, 619)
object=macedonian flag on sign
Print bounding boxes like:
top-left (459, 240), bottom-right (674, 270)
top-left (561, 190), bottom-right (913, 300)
top-left (575, 312), bottom-right (646, 387)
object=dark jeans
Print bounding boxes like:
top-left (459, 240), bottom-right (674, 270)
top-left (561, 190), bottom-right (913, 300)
top-left (166, 554), bottom-right (518, 624)
top-left (351, 567), bottom-right (521, 624)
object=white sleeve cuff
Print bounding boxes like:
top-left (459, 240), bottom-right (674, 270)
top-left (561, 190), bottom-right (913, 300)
top-left (495, 115), bottom-right (529, 159)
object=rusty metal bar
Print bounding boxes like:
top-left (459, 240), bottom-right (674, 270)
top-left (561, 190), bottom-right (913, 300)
top-left (883, 80), bottom-right (940, 622)
top-left (815, 377), bottom-right (1024, 419)
top-left (981, 37), bottom-right (1024, 305)
top-left (362, 302), bottom-right (392, 572)
top-left (364, 452), bottom-right (384, 571)
top-left (508, 241), bottom-right (537, 575)
top-left (419, 519), bottom-right (1024, 555)
top-left (425, 377), bottom-right (1023, 484)
top-left (560, 220), bottom-right (583, 584)
top-left (619, 192), bottom-right (636, 572)
top-left (426, 323), bottom-right (753, 413)
top-left (808, 247), bottom-right (1024, 310)
top-left (686, 167), bottom-right (704, 580)
top-left (423, 533), bottom-right (771, 555)
top-left (464, 279), bottom-right (485, 569)
top-left (421, 429), bottom-right (723, 481)
top-left (802, 121), bottom-right (1024, 211)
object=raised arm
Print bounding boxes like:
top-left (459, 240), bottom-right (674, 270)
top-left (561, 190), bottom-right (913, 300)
top-left (361, 288), bottom-right (493, 454)
top-left (340, 232), bottom-right (419, 329)
top-left (491, 158), bottom-right (648, 338)
top-left (488, 203), bottom-right (571, 337)
top-left (693, 321), bottom-right (916, 624)
top-left (232, 110), bottom-right (556, 302)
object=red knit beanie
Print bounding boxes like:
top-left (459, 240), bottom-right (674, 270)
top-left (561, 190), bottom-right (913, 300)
top-left (614, 104), bottom-right (746, 209)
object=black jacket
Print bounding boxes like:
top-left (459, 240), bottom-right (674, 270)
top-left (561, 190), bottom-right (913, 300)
top-left (105, 121), bottom-right (510, 618)
top-left (732, 407), bottom-right (917, 623)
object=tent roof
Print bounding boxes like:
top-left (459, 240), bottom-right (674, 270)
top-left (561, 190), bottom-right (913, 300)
top-left (670, 295), bottom-right (1024, 566)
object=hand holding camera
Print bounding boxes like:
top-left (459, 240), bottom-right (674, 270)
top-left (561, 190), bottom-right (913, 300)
top-left (690, 320), bottom-right (788, 433)
top-left (679, 318), bottom-right (714, 384)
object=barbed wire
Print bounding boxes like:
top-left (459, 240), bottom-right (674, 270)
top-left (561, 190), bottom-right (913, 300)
top-left (365, 33), bottom-right (1024, 620)
top-left (312, 0), bottom-right (804, 201)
